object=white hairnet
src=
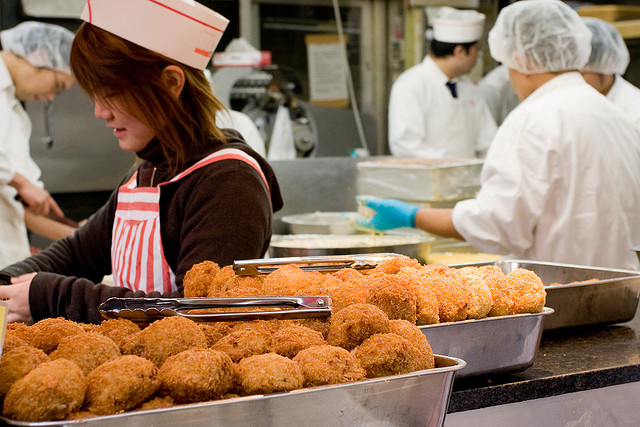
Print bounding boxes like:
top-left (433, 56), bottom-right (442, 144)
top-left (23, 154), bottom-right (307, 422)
top-left (0, 21), bottom-right (74, 74)
top-left (581, 17), bottom-right (629, 75)
top-left (488, 0), bottom-right (592, 74)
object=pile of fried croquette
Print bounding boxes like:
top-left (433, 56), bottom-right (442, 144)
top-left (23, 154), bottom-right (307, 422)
top-left (0, 308), bottom-right (435, 422)
top-left (184, 255), bottom-right (547, 324)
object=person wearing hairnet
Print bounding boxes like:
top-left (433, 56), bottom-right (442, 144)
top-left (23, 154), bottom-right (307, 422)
top-left (581, 17), bottom-right (640, 129)
top-left (477, 63), bottom-right (520, 125)
top-left (351, 0), bottom-right (640, 270)
top-left (0, 21), bottom-right (75, 267)
top-left (388, 6), bottom-right (497, 159)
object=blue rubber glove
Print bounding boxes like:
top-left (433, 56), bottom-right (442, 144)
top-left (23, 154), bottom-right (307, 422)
top-left (345, 196), bottom-right (420, 231)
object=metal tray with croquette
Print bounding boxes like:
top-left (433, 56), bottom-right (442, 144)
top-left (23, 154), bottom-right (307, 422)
top-left (449, 260), bottom-right (640, 331)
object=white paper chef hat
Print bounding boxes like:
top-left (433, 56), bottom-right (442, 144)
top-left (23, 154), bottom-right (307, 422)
top-left (80, 0), bottom-right (229, 70)
top-left (431, 6), bottom-right (486, 44)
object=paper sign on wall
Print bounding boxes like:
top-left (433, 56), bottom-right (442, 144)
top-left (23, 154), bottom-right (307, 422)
top-left (305, 34), bottom-right (349, 108)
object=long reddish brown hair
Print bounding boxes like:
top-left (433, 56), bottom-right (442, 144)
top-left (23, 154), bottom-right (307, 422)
top-left (70, 23), bottom-right (227, 174)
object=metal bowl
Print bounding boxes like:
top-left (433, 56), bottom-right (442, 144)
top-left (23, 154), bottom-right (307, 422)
top-left (281, 212), bottom-right (360, 235)
top-left (269, 233), bottom-right (434, 264)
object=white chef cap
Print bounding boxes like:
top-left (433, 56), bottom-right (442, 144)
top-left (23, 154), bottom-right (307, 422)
top-left (488, 0), bottom-right (592, 74)
top-left (431, 6), bottom-right (486, 44)
top-left (581, 17), bottom-right (630, 76)
top-left (80, 0), bottom-right (229, 70)
top-left (0, 21), bottom-right (74, 74)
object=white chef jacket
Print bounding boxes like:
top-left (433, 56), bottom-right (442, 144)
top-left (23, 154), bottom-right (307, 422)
top-left (216, 109), bottom-right (267, 157)
top-left (477, 64), bottom-right (520, 126)
top-left (0, 56), bottom-right (43, 267)
top-left (607, 75), bottom-right (640, 130)
top-left (388, 56), bottom-right (497, 159)
top-left (452, 72), bottom-right (640, 270)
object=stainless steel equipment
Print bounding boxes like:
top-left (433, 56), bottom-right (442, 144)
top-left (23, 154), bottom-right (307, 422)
top-left (234, 253), bottom-right (404, 275)
top-left (420, 308), bottom-right (553, 378)
top-left (0, 355), bottom-right (466, 427)
top-left (451, 260), bottom-right (640, 330)
top-left (281, 211), bottom-right (361, 235)
top-left (269, 233), bottom-right (434, 264)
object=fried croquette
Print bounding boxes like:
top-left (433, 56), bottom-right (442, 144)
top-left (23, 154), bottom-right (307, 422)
top-left (292, 345), bottom-right (366, 387)
top-left (507, 268), bottom-right (546, 314)
top-left (205, 265), bottom-right (236, 297)
top-left (5, 322), bottom-right (32, 345)
top-left (85, 355), bottom-right (159, 415)
top-left (96, 318), bottom-right (141, 348)
top-left (219, 275), bottom-right (264, 297)
top-left (135, 395), bottom-right (175, 411)
top-left (2, 359), bottom-right (86, 422)
top-left (366, 255), bottom-right (421, 275)
top-left (50, 333), bottom-right (121, 376)
top-left (354, 333), bottom-right (430, 378)
top-left (397, 266), bottom-right (440, 325)
top-left (479, 265), bottom-right (515, 317)
top-left (452, 267), bottom-right (492, 319)
top-left (388, 320), bottom-right (435, 369)
top-left (200, 322), bottom-right (233, 347)
top-left (235, 353), bottom-right (303, 395)
top-left (291, 318), bottom-right (331, 339)
top-left (317, 273), bottom-right (368, 313)
top-left (326, 303), bottom-right (391, 351)
top-left (366, 273), bottom-right (417, 323)
top-left (0, 346), bottom-right (50, 398)
top-left (121, 316), bottom-right (207, 367)
top-left (262, 264), bottom-right (323, 296)
top-left (210, 326), bottom-right (272, 363)
top-left (271, 324), bottom-right (326, 358)
top-left (158, 348), bottom-right (235, 403)
top-left (421, 274), bottom-right (470, 322)
top-left (29, 318), bottom-right (85, 354)
top-left (183, 260), bottom-right (220, 297)
top-left (1, 330), bottom-right (28, 354)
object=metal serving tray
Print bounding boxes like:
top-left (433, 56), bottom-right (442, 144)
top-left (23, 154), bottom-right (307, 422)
top-left (356, 157), bottom-right (483, 202)
top-left (450, 260), bottom-right (640, 331)
top-left (0, 355), bottom-right (465, 427)
top-left (420, 308), bottom-right (552, 378)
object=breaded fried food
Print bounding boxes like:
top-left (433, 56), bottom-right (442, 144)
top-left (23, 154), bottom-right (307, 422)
top-left (219, 275), bottom-right (264, 297)
top-left (388, 320), bottom-right (435, 369)
top-left (121, 316), bottom-right (207, 367)
top-left (479, 265), bottom-right (515, 317)
top-left (507, 268), bottom-right (546, 313)
top-left (452, 267), bottom-right (492, 319)
top-left (5, 322), bottom-right (33, 345)
top-left (135, 395), bottom-right (175, 411)
top-left (200, 322), bottom-right (233, 347)
top-left (183, 260), bottom-right (220, 297)
top-left (354, 333), bottom-right (430, 378)
top-left (50, 333), bottom-right (121, 375)
top-left (397, 266), bottom-right (440, 325)
top-left (158, 348), bottom-right (235, 403)
top-left (211, 326), bottom-right (272, 362)
top-left (421, 274), bottom-right (470, 322)
top-left (29, 317), bottom-right (84, 354)
top-left (235, 353), bottom-right (303, 395)
top-left (2, 330), bottom-right (29, 354)
top-left (321, 272), bottom-right (369, 313)
top-left (0, 346), bottom-right (50, 398)
top-left (291, 318), bottom-right (330, 339)
top-left (2, 359), bottom-right (86, 422)
top-left (326, 303), bottom-right (391, 351)
top-left (271, 324), bottom-right (326, 358)
top-left (366, 273), bottom-right (417, 323)
top-left (262, 264), bottom-right (323, 296)
top-left (96, 318), bottom-right (141, 348)
top-left (85, 355), bottom-right (159, 415)
top-left (367, 255), bottom-right (421, 275)
top-left (206, 265), bottom-right (236, 297)
top-left (293, 345), bottom-right (366, 387)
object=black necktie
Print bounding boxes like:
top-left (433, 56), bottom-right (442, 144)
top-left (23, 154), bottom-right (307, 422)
top-left (446, 81), bottom-right (458, 98)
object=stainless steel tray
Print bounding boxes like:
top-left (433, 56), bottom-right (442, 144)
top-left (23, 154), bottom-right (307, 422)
top-left (450, 260), bottom-right (640, 330)
top-left (0, 355), bottom-right (465, 427)
top-left (420, 308), bottom-right (553, 378)
top-left (356, 157), bottom-right (483, 202)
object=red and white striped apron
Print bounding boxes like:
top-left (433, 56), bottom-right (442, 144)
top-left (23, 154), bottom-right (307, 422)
top-left (111, 148), bottom-right (269, 293)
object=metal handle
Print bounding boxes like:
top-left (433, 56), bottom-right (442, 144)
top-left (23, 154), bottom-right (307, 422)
top-left (234, 253), bottom-right (404, 275)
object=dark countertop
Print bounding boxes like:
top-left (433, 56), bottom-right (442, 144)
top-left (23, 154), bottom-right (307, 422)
top-left (448, 308), bottom-right (640, 413)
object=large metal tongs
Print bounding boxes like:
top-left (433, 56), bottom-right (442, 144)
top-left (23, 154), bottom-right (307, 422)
top-left (98, 296), bottom-right (332, 323)
top-left (233, 253), bottom-right (404, 275)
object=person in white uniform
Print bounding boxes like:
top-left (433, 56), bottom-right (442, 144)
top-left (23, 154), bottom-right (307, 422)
top-left (0, 22), bottom-right (75, 267)
top-left (581, 17), bottom-right (640, 129)
top-left (388, 6), bottom-right (497, 159)
top-left (216, 109), bottom-right (267, 157)
top-left (477, 64), bottom-right (520, 126)
top-left (351, 0), bottom-right (640, 270)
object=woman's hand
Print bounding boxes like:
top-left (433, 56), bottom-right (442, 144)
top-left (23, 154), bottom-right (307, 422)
top-left (0, 273), bottom-right (36, 324)
top-left (10, 172), bottom-right (64, 217)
